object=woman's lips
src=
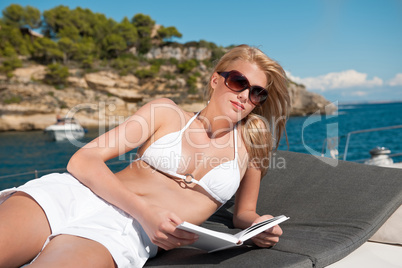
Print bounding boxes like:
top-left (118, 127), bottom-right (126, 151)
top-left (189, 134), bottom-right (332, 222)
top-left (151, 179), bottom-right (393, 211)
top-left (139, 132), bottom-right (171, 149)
top-left (230, 101), bottom-right (245, 110)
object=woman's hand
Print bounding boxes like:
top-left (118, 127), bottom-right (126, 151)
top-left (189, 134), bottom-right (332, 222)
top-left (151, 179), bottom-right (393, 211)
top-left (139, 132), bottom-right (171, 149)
top-left (250, 215), bottom-right (283, 248)
top-left (138, 205), bottom-right (198, 251)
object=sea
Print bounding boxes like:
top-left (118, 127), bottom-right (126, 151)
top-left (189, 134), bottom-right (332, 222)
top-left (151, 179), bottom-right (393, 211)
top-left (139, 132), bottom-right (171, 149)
top-left (1, 101), bottom-right (402, 190)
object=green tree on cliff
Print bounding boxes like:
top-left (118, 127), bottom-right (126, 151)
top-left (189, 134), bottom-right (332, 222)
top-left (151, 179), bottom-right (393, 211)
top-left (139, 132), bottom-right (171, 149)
top-left (58, 37), bottom-right (75, 63)
top-left (44, 63), bottom-right (69, 87)
top-left (2, 4), bottom-right (41, 29)
top-left (33, 37), bottom-right (63, 63)
top-left (131, 14), bottom-right (155, 54)
top-left (42, 5), bottom-right (70, 38)
top-left (0, 4), bottom-right (185, 63)
top-left (115, 17), bottom-right (138, 48)
top-left (23, 6), bottom-right (42, 29)
top-left (0, 3), bottom-right (228, 87)
top-left (102, 34), bottom-right (126, 58)
top-left (157, 26), bottom-right (182, 42)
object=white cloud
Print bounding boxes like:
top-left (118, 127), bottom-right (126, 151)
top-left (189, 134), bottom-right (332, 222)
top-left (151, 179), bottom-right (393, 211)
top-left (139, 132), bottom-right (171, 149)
top-left (387, 73), bottom-right (402, 86)
top-left (286, 70), bottom-right (383, 91)
top-left (343, 91), bottom-right (368, 97)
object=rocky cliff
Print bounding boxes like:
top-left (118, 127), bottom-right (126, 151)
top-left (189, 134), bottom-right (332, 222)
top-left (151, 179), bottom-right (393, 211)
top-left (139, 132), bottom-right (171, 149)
top-left (0, 53), bottom-right (335, 131)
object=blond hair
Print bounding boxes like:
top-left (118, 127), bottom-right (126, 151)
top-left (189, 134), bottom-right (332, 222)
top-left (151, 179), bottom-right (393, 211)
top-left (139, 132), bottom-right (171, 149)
top-left (207, 45), bottom-right (290, 176)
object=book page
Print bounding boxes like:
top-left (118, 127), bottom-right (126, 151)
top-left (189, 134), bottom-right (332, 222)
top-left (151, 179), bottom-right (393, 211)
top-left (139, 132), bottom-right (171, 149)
top-left (234, 215), bottom-right (289, 242)
top-left (177, 221), bottom-right (240, 252)
top-left (177, 215), bottom-right (289, 252)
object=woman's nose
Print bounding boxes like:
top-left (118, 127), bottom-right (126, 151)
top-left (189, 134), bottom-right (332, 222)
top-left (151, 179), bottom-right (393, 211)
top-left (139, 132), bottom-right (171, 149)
top-left (237, 89), bottom-right (249, 103)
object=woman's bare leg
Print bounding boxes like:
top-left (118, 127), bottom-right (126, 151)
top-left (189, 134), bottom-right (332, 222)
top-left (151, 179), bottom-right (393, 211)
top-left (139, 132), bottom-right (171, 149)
top-left (0, 192), bottom-right (51, 267)
top-left (27, 234), bottom-right (116, 268)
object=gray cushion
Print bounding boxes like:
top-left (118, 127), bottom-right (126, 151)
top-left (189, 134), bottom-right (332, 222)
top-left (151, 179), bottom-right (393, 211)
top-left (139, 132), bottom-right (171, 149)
top-left (145, 247), bottom-right (312, 268)
top-left (145, 150), bottom-right (402, 267)
top-left (259, 151), bottom-right (402, 267)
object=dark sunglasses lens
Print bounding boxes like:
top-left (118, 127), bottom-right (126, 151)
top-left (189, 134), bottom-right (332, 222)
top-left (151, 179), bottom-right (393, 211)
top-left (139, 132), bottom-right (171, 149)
top-left (227, 72), bottom-right (248, 91)
top-left (250, 87), bottom-right (268, 105)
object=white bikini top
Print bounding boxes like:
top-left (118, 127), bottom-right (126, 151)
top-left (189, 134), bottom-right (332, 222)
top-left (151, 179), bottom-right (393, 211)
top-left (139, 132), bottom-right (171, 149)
top-left (137, 112), bottom-right (240, 204)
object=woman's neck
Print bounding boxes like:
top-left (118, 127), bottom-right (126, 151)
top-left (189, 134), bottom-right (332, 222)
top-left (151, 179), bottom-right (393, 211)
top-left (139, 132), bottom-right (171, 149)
top-left (198, 105), bottom-right (236, 139)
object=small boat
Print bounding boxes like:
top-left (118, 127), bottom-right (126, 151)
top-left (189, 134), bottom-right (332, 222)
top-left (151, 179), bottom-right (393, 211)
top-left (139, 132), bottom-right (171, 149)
top-left (44, 117), bottom-right (86, 141)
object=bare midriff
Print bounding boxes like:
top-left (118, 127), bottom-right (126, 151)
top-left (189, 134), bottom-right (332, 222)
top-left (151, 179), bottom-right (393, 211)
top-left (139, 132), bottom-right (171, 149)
top-left (115, 160), bottom-right (221, 225)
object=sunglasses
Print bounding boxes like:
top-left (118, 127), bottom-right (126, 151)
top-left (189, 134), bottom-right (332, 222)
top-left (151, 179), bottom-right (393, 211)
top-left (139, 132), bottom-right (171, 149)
top-left (217, 70), bottom-right (268, 106)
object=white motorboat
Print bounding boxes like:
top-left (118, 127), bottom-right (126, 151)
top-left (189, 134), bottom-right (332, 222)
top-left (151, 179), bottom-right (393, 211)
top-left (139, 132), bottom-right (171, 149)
top-left (44, 117), bottom-right (86, 141)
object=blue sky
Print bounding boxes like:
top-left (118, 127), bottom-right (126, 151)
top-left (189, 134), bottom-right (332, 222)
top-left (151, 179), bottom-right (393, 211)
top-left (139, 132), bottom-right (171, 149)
top-left (1, 0), bottom-right (401, 103)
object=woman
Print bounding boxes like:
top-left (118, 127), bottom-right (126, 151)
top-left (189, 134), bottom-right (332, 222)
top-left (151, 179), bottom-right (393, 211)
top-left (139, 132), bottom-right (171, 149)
top-left (0, 44), bottom-right (290, 268)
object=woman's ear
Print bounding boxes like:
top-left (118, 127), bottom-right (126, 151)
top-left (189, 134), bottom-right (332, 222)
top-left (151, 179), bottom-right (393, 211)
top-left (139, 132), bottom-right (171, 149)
top-left (210, 72), bottom-right (219, 89)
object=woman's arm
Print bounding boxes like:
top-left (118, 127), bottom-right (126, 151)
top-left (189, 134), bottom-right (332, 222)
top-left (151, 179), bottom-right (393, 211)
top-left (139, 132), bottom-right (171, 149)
top-left (67, 98), bottom-right (197, 250)
top-left (233, 166), bottom-right (262, 228)
top-left (233, 166), bottom-right (283, 247)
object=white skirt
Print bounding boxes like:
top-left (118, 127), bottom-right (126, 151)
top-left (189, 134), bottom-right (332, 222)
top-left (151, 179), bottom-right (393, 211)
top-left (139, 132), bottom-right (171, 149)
top-left (0, 173), bottom-right (158, 268)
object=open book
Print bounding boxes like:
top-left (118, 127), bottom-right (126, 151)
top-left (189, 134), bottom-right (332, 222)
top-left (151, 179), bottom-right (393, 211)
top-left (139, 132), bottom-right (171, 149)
top-left (177, 215), bottom-right (289, 253)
